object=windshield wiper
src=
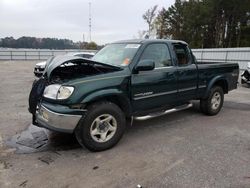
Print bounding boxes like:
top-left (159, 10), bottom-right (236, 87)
top-left (92, 61), bottom-right (123, 70)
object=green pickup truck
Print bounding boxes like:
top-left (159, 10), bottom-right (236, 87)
top-left (29, 39), bottom-right (239, 151)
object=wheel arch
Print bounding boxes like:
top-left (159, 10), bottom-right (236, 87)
top-left (81, 90), bottom-right (132, 117)
top-left (204, 76), bottom-right (229, 98)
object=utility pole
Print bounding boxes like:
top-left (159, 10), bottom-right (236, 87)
top-left (89, 2), bottom-right (92, 42)
top-left (83, 33), bottom-right (85, 42)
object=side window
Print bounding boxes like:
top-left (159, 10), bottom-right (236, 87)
top-left (173, 44), bottom-right (192, 66)
top-left (140, 43), bottom-right (172, 67)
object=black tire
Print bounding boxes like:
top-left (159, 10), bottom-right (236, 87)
top-left (200, 86), bottom-right (224, 116)
top-left (75, 101), bottom-right (126, 151)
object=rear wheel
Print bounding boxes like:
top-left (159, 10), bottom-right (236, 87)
top-left (200, 86), bottom-right (224, 116)
top-left (75, 101), bottom-right (126, 151)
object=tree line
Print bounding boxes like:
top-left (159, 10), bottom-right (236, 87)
top-left (0, 36), bottom-right (100, 50)
top-left (143, 0), bottom-right (250, 48)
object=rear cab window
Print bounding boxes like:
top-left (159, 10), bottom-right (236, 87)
top-left (173, 43), bottom-right (192, 66)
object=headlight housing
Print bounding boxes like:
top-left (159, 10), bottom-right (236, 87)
top-left (43, 84), bottom-right (74, 100)
top-left (57, 86), bottom-right (74, 100)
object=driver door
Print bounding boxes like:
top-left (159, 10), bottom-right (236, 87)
top-left (131, 43), bottom-right (178, 113)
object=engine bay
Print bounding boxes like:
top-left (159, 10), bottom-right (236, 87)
top-left (48, 59), bottom-right (121, 83)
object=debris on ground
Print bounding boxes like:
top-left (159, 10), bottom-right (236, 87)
top-left (0, 160), bottom-right (12, 169)
top-left (16, 137), bottom-right (47, 149)
top-left (19, 180), bottom-right (28, 187)
top-left (0, 160), bottom-right (7, 169)
top-left (31, 131), bottom-right (48, 142)
top-left (16, 130), bottom-right (48, 149)
top-left (38, 152), bottom-right (60, 165)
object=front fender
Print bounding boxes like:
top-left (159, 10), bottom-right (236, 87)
top-left (81, 89), bottom-right (132, 116)
top-left (81, 89), bottom-right (123, 103)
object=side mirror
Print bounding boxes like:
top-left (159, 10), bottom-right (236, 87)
top-left (134, 60), bottom-right (155, 72)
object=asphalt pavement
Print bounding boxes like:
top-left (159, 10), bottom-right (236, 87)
top-left (0, 61), bottom-right (250, 188)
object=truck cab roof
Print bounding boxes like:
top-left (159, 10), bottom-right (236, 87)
top-left (113, 39), bottom-right (188, 45)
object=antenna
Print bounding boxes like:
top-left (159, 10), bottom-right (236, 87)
top-left (88, 2), bottom-right (92, 42)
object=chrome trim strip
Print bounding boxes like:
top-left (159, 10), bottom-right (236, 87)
top-left (133, 90), bottom-right (177, 100)
top-left (134, 92), bottom-right (153, 97)
top-left (154, 66), bottom-right (174, 70)
top-left (179, 86), bottom-right (197, 92)
top-left (135, 66), bottom-right (175, 76)
top-left (198, 85), bottom-right (207, 89)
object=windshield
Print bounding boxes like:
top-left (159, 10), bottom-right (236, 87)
top-left (92, 43), bottom-right (140, 67)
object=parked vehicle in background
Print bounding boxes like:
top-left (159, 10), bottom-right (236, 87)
top-left (33, 52), bottom-right (95, 77)
top-left (33, 61), bottom-right (47, 77)
top-left (241, 62), bottom-right (250, 85)
top-left (66, 52), bottom-right (96, 59)
top-left (29, 39), bottom-right (239, 151)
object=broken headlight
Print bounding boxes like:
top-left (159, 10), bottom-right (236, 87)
top-left (43, 84), bottom-right (74, 100)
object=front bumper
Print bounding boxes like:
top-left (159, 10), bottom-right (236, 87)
top-left (35, 102), bottom-right (86, 133)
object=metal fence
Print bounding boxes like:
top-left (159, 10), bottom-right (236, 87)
top-left (1, 47), bottom-right (250, 70)
top-left (192, 47), bottom-right (250, 70)
top-left (0, 48), bottom-right (97, 61)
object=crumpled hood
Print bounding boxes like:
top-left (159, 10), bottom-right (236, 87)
top-left (44, 55), bottom-right (89, 78)
top-left (43, 55), bottom-right (122, 81)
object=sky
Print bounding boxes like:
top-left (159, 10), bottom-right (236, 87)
top-left (0, 0), bottom-right (175, 44)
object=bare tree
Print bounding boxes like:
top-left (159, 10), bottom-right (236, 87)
top-left (143, 5), bottom-right (158, 37)
top-left (137, 30), bottom-right (147, 39)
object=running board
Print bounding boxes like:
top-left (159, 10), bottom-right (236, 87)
top-left (134, 103), bottom-right (193, 121)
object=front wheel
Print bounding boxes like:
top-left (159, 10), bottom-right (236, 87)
top-left (75, 101), bottom-right (126, 151)
top-left (200, 86), bottom-right (224, 116)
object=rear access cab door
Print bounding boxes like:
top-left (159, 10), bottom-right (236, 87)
top-left (171, 43), bottom-right (198, 102)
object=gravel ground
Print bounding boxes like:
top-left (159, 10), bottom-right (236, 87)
top-left (0, 61), bottom-right (250, 188)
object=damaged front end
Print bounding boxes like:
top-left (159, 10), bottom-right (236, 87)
top-left (28, 55), bottom-right (122, 133)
